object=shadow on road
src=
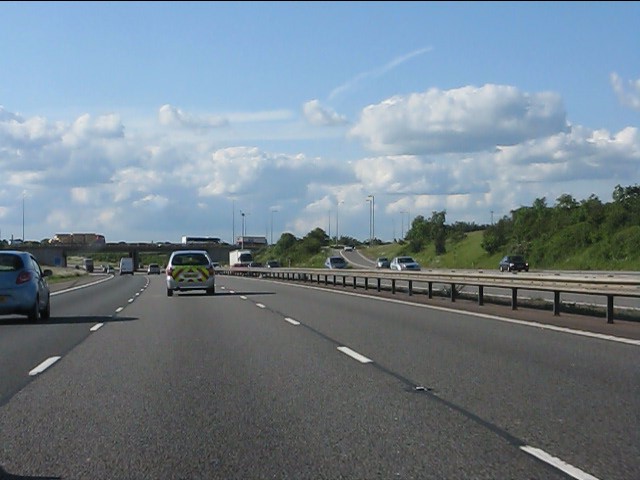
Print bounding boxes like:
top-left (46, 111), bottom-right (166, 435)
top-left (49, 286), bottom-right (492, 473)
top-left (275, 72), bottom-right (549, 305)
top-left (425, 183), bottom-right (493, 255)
top-left (0, 466), bottom-right (61, 479)
top-left (0, 315), bottom-right (137, 326)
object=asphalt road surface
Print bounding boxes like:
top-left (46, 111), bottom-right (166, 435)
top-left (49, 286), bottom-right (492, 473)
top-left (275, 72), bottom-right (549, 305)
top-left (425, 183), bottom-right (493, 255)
top-left (1, 273), bottom-right (638, 479)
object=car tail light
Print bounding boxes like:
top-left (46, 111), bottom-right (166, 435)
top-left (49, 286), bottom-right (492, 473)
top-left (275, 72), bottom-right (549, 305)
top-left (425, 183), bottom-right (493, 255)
top-left (16, 271), bottom-right (31, 284)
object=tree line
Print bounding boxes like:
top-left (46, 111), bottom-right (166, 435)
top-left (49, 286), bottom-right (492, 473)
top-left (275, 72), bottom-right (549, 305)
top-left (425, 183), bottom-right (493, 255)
top-left (480, 184), bottom-right (640, 267)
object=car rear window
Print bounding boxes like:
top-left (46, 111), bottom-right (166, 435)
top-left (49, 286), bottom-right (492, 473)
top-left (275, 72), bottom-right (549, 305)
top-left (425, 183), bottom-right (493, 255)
top-left (172, 254), bottom-right (209, 266)
top-left (0, 254), bottom-right (24, 271)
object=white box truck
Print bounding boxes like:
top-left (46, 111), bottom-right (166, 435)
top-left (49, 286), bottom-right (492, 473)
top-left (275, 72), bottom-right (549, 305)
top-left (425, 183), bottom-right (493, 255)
top-left (229, 249), bottom-right (253, 267)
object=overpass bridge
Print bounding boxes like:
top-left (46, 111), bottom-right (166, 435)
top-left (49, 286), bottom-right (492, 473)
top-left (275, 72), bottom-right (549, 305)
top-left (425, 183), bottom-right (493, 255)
top-left (1, 243), bottom-right (236, 268)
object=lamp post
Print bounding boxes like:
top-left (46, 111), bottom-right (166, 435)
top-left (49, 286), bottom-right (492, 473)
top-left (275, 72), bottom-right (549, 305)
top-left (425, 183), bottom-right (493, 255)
top-left (22, 193), bottom-right (25, 241)
top-left (240, 211), bottom-right (248, 249)
top-left (336, 200), bottom-right (344, 243)
top-left (270, 209), bottom-right (278, 245)
top-left (400, 210), bottom-right (407, 239)
top-left (367, 194), bottom-right (375, 245)
top-left (366, 198), bottom-right (372, 246)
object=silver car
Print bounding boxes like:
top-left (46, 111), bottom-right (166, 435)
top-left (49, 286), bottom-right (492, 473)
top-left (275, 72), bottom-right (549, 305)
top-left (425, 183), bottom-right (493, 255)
top-left (166, 250), bottom-right (215, 296)
top-left (390, 256), bottom-right (421, 271)
top-left (325, 256), bottom-right (348, 269)
top-left (147, 263), bottom-right (161, 275)
top-left (0, 251), bottom-right (52, 322)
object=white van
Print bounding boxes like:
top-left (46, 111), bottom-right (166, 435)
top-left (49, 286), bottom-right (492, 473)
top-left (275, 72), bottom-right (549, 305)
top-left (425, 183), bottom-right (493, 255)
top-left (119, 257), bottom-right (135, 275)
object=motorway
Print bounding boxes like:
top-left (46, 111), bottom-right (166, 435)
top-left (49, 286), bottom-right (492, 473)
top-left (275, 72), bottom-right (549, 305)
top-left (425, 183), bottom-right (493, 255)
top-left (0, 272), bottom-right (638, 479)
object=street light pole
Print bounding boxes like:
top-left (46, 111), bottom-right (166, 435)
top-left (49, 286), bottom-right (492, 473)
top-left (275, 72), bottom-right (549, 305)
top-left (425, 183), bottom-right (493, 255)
top-left (400, 210), bottom-right (407, 239)
top-left (270, 209), bottom-right (278, 245)
top-left (240, 211), bottom-right (246, 249)
top-left (336, 200), bottom-right (343, 243)
top-left (366, 198), bottom-right (372, 246)
top-left (22, 192), bottom-right (25, 241)
top-left (367, 194), bottom-right (375, 245)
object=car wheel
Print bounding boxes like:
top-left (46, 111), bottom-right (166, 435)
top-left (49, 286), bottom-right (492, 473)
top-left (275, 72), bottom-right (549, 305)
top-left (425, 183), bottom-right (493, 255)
top-left (28, 296), bottom-right (41, 323)
top-left (167, 288), bottom-right (173, 297)
top-left (206, 287), bottom-right (215, 296)
top-left (41, 295), bottom-right (51, 320)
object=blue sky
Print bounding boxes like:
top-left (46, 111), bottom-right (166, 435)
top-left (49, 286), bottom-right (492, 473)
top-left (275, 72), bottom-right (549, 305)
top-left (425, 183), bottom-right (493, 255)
top-left (1, 1), bottom-right (639, 244)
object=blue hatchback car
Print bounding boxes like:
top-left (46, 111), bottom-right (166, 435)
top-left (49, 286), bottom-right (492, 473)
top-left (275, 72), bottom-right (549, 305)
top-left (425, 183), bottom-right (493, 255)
top-left (0, 251), bottom-right (52, 322)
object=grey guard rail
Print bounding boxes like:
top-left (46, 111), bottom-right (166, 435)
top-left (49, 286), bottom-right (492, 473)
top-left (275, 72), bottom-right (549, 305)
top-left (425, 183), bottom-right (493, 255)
top-left (222, 267), bottom-right (640, 324)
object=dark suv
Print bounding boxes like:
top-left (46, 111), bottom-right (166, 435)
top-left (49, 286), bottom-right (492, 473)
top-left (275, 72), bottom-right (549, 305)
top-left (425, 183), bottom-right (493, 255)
top-left (499, 255), bottom-right (529, 272)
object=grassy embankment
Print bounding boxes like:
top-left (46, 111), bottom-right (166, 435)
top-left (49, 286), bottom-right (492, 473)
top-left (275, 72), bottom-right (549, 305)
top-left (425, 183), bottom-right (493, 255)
top-left (259, 230), bottom-right (640, 271)
top-left (256, 231), bottom-right (505, 270)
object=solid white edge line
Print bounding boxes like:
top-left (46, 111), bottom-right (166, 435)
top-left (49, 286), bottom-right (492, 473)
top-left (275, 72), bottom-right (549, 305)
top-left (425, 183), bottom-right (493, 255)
top-left (285, 317), bottom-right (300, 325)
top-left (50, 275), bottom-right (113, 296)
top-left (116, 307), bottom-right (124, 313)
top-left (337, 346), bottom-right (372, 364)
top-left (29, 356), bottom-right (61, 376)
top-left (256, 303), bottom-right (266, 309)
top-left (90, 323), bottom-right (104, 331)
top-left (520, 446), bottom-right (601, 480)
top-left (128, 298), bottom-right (134, 303)
top-left (240, 295), bottom-right (247, 299)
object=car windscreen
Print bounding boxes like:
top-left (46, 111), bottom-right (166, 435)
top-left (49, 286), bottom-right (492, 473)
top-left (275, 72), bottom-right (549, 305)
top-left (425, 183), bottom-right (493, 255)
top-left (0, 254), bottom-right (24, 271)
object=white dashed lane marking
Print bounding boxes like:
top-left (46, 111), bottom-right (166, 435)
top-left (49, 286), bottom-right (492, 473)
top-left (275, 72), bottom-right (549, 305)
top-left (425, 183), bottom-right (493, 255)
top-left (520, 446), bottom-right (601, 480)
top-left (29, 356), bottom-right (61, 376)
top-left (337, 346), bottom-right (372, 364)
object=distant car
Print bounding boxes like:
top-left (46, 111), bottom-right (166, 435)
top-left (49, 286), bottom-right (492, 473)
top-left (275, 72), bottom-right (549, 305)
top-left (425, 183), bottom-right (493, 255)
top-left (499, 255), bottom-right (529, 272)
top-left (390, 256), bottom-right (421, 271)
top-left (166, 250), bottom-right (215, 296)
top-left (376, 257), bottom-right (390, 269)
top-left (0, 251), bottom-right (52, 322)
top-left (325, 256), bottom-right (348, 269)
top-left (343, 245), bottom-right (354, 252)
top-left (147, 263), bottom-right (161, 275)
top-left (265, 260), bottom-right (281, 268)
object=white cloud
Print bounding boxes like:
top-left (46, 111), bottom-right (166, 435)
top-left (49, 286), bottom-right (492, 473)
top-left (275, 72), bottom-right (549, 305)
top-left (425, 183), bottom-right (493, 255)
top-left (349, 84), bottom-right (570, 155)
top-left (70, 187), bottom-right (91, 204)
top-left (610, 73), bottom-right (640, 111)
top-left (62, 113), bottom-right (124, 147)
top-left (132, 194), bottom-right (170, 210)
top-left (158, 104), bottom-right (229, 129)
top-left (303, 100), bottom-right (348, 126)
